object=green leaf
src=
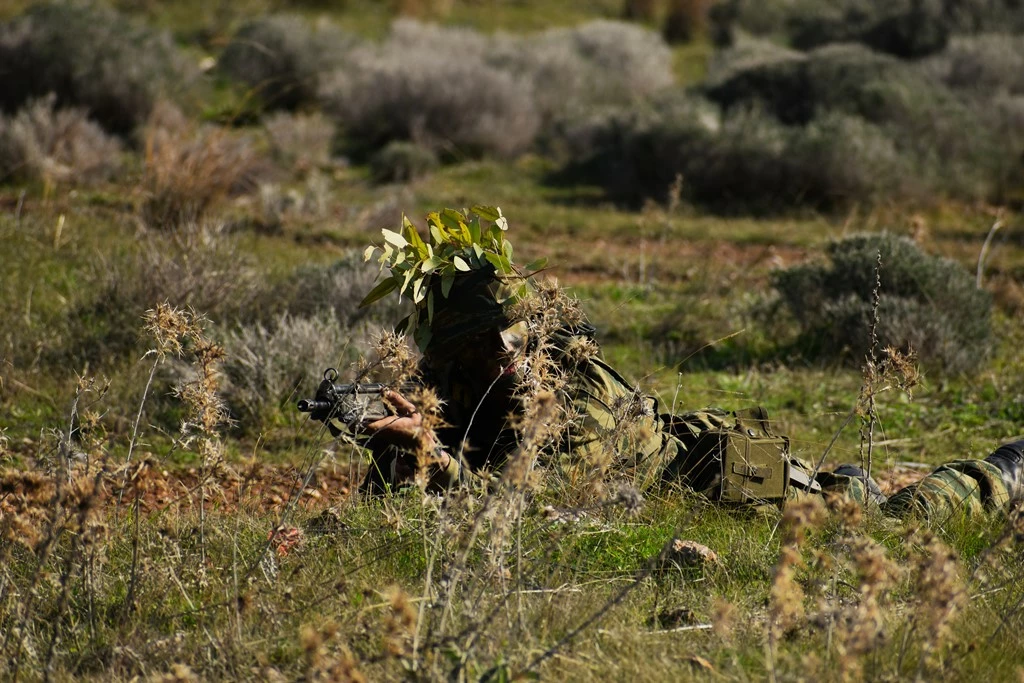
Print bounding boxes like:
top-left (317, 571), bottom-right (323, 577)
top-left (412, 276), bottom-right (426, 303)
top-left (453, 255), bottom-right (471, 272)
top-left (502, 239), bottom-right (513, 262)
top-left (421, 255), bottom-right (443, 273)
top-left (427, 289), bottom-right (435, 324)
top-left (485, 252), bottom-right (511, 274)
top-left (525, 257), bottom-right (547, 271)
top-left (382, 228), bottom-right (408, 249)
top-left (467, 215), bottom-right (482, 244)
top-left (441, 209), bottom-right (473, 245)
top-left (363, 245), bottom-right (376, 262)
top-left (403, 216), bottom-right (428, 259)
top-left (358, 277), bottom-right (398, 307)
top-left (495, 214), bottom-right (508, 231)
top-left (472, 243), bottom-right (484, 261)
top-left (441, 273), bottom-right (455, 298)
top-left (471, 205), bottom-right (501, 222)
top-left (429, 224), bottom-right (446, 247)
top-left (413, 324), bottom-right (432, 352)
top-left (486, 223), bottom-right (503, 247)
top-left (399, 267), bottom-right (416, 296)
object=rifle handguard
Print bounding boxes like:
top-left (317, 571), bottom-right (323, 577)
top-left (297, 368), bottom-right (415, 430)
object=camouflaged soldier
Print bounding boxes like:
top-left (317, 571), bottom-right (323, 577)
top-left (348, 208), bottom-right (1024, 522)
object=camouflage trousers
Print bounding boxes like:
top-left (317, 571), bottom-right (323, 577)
top-left (807, 440), bottom-right (1024, 522)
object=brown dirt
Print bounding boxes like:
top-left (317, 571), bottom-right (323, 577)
top-left (0, 458), bottom-right (357, 523)
top-left (0, 459), bottom-right (926, 523)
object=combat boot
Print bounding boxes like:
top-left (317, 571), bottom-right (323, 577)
top-left (983, 440), bottom-right (1024, 500)
top-left (833, 464), bottom-right (888, 506)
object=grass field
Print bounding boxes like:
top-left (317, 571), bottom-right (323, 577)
top-left (2, 1), bottom-right (1024, 681)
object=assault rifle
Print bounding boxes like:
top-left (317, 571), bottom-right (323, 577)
top-left (297, 368), bottom-right (417, 431)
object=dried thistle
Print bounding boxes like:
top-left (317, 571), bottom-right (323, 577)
top-left (383, 586), bottom-right (417, 658)
top-left (906, 529), bottom-right (963, 662)
top-left (769, 497), bottom-right (827, 641)
top-left (373, 330), bottom-right (418, 383)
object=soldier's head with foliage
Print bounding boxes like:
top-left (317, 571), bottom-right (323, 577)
top-left (360, 206), bottom-right (546, 371)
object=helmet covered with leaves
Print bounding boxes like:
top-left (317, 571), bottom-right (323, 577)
top-left (360, 206), bottom-right (546, 354)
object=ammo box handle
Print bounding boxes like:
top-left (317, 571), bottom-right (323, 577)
top-left (731, 462), bottom-right (773, 479)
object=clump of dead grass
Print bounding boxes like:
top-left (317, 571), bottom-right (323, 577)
top-left (140, 103), bottom-right (263, 230)
top-left (0, 94), bottom-right (122, 185)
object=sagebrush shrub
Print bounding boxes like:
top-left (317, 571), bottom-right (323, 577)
top-left (553, 92), bottom-right (911, 212)
top-left (55, 225), bottom-right (263, 368)
top-left (0, 4), bottom-right (193, 134)
top-left (263, 111), bottom-right (336, 170)
top-left (705, 43), bottom-right (906, 125)
top-left (788, 0), bottom-right (950, 58)
top-left (921, 34), bottom-right (1024, 95)
top-left (259, 172), bottom-right (332, 228)
top-left (772, 233), bottom-right (992, 372)
top-left (321, 19), bottom-right (672, 157)
top-left (0, 94), bottom-right (122, 184)
top-left (218, 14), bottom-right (359, 111)
top-left (699, 41), bottom-right (1020, 204)
top-left (321, 39), bottom-right (539, 158)
top-left (219, 312), bottom-right (363, 428)
top-left (267, 253), bottom-right (411, 329)
top-left (719, 0), bottom-right (1024, 41)
top-left (369, 141), bottom-right (438, 184)
top-left (501, 20), bottom-right (674, 123)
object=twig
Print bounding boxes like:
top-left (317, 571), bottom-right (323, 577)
top-left (639, 624), bottom-right (712, 635)
top-left (976, 216), bottom-right (1003, 288)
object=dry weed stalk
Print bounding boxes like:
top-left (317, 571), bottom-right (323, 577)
top-left (768, 497), bottom-right (827, 648)
top-left (903, 528), bottom-right (964, 672)
top-left (301, 622), bottom-right (367, 683)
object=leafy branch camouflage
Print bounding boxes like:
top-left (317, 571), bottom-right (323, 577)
top-left (360, 207), bottom-right (546, 350)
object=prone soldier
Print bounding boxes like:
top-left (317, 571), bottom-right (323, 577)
top-left (303, 208), bottom-right (1024, 522)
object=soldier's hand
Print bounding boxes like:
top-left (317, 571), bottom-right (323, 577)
top-left (363, 390), bottom-right (438, 453)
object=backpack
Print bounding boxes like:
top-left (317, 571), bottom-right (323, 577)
top-left (659, 407), bottom-right (818, 506)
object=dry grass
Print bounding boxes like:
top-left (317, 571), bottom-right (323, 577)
top-left (140, 103), bottom-right (264, 230)
top-left (0, 94), bottom-right (122, 185)
top-left (1, 290), bottom-right (1024, 681)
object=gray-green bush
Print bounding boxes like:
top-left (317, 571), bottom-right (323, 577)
top-left (320, 19), bottom-right (673, 158)
top-left (369, 141), bottom-right (439, 184)
top-left (0, 95), bottom-right (122, 184)
top-left (921, 34), bottom-right (1024, 95)
top-left (263, 111), bottom-right (336, 170)
top-left (218, 14), bottom-right (359, 111)
top-left (553, 93), bottom-right (912, 212)
top-left (321, 40), bottom-right (539, 158)
top-left (772, 233), bottom-right (993, 372)
top-left (0, 3), bottom-right (194, 135)
top-left (714, 0), bottom-right (1024, 52)
top-left (219, 312), bottom-right (362, 429)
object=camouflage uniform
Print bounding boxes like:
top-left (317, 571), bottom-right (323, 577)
top-left (400, 323), bottom-right (1022, 521)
